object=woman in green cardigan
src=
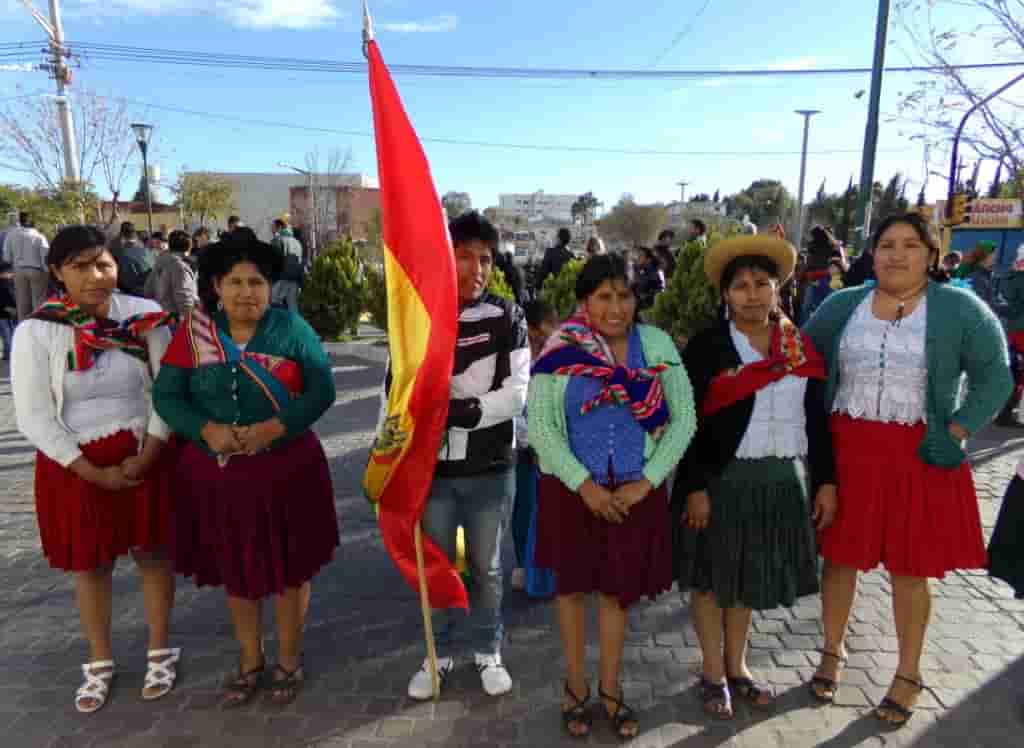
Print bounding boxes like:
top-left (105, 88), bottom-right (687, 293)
top-left (803, 213), bottom-right (1012, 728)
top-left (153, 229), bottom-right (339, 708)
top-left (529, 254), bottom-right (696, 739)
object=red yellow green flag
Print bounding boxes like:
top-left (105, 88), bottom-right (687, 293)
top-left (362, 19), bottom-right (468, 610)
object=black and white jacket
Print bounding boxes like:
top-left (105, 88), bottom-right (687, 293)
top-left (439, 293), bottom-right (529, 477)
top-left (378, 293), bottom-right (529, 479)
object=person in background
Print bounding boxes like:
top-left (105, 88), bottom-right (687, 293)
top-left (584, 236), bottom-right (606, 260)
top-left (689, 220), bottom-right (708, 248)
top-left (800, 225), bottom-right (840, 323)
top-left (11, 225), bottom-right (180, 713)
top-left (145, 230), bottom-right (197, 317)
top-left (804, 213), bottom-right (1011, 728)
top-left (153, 229), bottom-right (339, 708)
top-left (529, 253), bottom-right (696, 739)
top-left (654, 230), bottom-right (677, 280)
top-left (6, 212), bottom-right (50, 319)
top-left (112, 223), bottom-right (154, 298)
top-left (192, 226), bottom-right (210, 253)
top-left (996, 243), bottom-right (1024, 428)
top-left (107, 221), bottom-right (134, 257)
top-left (741, 215), bottom-right (758, 235)
top-left (509, 299), bottom-right (559, 596)
top-left (632, 246), bottom-right (665, 313)
top-left (941, 251), bottom-right (961, 278)
top-left (675, 235), bottom-right (836, 720)
top-left (0, 211), bottom-right (19, 258)
top-left (147, 232), bottom-right (168, 254)
top-left (495, 248), bottom-right (527, 306)
top-left (270, 218), bottom-right (305, 313)
top-left (226, 215), bottom-right (243, 234)
top-left (954, 240), bottom-right (996, 279)
top-left (843, 245), bottom-right (876, 288)
top-left (0, 261), bottom-right (16, 359)
top-left (988, 455), bottom-right (1024, 599)
top-left (537, 228), bottom-right (575, 293)
top-left (964, 241), bottom-right (999, 311)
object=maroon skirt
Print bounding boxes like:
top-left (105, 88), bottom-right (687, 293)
top-left (35, 430), bottom-right (177, 572)
top-left (170, 431), bottom-right (339, 600)
top-left (535, 475), bottom-right (673, 608)
top-left (820, 415), bottom-right (987, 578)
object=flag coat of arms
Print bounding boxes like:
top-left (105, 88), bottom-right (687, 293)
top-left (362, 16), bottom-right (468, 610)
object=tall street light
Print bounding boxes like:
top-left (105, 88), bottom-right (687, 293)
top-left (794, 110), bottom-right (821, 250)
top-left (853, 0), bottom-right (891, 251)
top-left (131, 122), bottom-right (154, 234)
top-left (278, 162), bottom-right (317, 257)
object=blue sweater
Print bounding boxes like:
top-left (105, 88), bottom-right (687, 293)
top-left (803, 281), bottom-right (1012, 468)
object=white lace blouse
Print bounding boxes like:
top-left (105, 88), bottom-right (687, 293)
top-left (730, 323), bottom-right (809, 459)
top-left (833, 292), bottom-right (928, 425)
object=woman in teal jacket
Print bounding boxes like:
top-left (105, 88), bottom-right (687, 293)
top-left (803, 213), bottom-right (1011, 728)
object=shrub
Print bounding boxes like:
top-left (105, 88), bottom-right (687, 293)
top-left (364, 262), bottom-right (388, 332)
top-left (486, 267), bottom-right (515, 301)
top-left (540, 259), bottom-right (584, 319)
top-left (650, 238), bottom-right (718, 346)
top-left (299, 237), bottom-right (367, 340)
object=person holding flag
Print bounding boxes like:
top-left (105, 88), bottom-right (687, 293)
top-left (360, 6), bottom-right (528, 703)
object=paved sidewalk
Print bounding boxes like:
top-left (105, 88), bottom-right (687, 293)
top-left (0, 352), bottom-right (1022, 747)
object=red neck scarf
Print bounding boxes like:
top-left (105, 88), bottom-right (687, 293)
top-left (701, 316), bottom-right (826, 417)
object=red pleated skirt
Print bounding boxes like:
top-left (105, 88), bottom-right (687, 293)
top-left (535, 475), bottom-right (673, 608)
top-left (35, 430), bottom-right (177, 572)
top-left (170, 431), bottom-right (339, 601)
top-left (820, 415), bottom-right (987, 578)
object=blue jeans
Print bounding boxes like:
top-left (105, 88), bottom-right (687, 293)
top-left (422, 469), bottom-right (514, 656)
top-left (0, 318), bottom-right (12, 359)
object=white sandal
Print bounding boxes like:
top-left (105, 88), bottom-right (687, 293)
top-left (142, 648), bottom-right (181, 701)
top-left (75, 660), bottom-right (115, 714)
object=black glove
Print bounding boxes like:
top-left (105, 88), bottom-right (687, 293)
top-left (446, 398), bottom-right (482, 430)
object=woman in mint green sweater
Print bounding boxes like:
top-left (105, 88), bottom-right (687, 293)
top-left (803, 213), bottom-right (1011, 728)
top-left (529, 254), bottom-right (696, 739)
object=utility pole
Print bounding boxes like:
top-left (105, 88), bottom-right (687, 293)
top-left (853, 0), bottom-right (890, 251)
top-left (19, 2), bottom-right (81, 187)
top-left (676, 181), bottom-right (688, 204)
top-left (794, 110), bottom-right (821, 250)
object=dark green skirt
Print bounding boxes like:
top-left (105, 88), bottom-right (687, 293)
top-left (674, 457), bottom-right (820, 610)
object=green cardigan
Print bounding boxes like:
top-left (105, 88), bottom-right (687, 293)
top-left (527, 324), bottom-right (697, 491)
top-left (153, 308), bottom-right (337, 456)
top-left (803, 281), bottom-right (1012, 468)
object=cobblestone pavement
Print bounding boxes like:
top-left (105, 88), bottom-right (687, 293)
top-left (0, 350), bottom-right (1022, 748)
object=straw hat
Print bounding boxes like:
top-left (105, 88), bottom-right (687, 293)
top-left (703, 235), bottom-right (798, 288)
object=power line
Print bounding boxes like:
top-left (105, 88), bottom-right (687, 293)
top-left (50, 40), bottom-right (1024, 80)
top-left (112, 94), bottom-right (902, 159)
top-left (651, 0), bottom-right (714, 67)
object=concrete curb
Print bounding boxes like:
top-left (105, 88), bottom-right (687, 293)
top-left (323, 339), bottom-right (389, 364)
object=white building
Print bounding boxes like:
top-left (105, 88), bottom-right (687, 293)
top-left (190, 171), bottom-right (377, 240)
top-left (667, 199), bottom-right (728, 228)
top-left (499, 190), bottom-right (577, 225)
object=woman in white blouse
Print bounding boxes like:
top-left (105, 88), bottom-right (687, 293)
top-left (804, 214), bottom-right (1011, 728)
top-left (674, 236), bottom-right (837, 720)
top-left (11, 225), bottom-right (181, 714)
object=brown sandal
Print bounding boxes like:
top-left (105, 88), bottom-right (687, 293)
top-left (875, 674), bottom-right (934, 729)
top-left (700, 678), bottom-right (734, 720)
top-left (561, 682), bottom-right (592, 738)
top-left (809, 649), bottom-right (846, 704)
top-left (266, 663), bottom-right (305, 706)
top-left (728, 677), bottom-right (775, 710)
top-left (221, 662), bottom-right (264, 709)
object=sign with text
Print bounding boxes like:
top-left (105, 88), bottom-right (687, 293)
top-left (970, 199), bottom-right (1023, 227)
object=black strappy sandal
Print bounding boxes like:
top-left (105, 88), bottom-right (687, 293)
top-left (809, 649), bottom-right (847, 704)
top-left (266, 662), bottom-right (305, 706)
top-left (221, 662), bottom-right (264, 709)
top-left (728, 676), bottom-right (775, 710)
top-left (600, 684), bottom-right (639, 739)
top-left (561, 682), bottom-right (592, 738)
top-left (875, 674), bottom-right (933, 729)
top-left (700, 678), bottom-right (734, 720)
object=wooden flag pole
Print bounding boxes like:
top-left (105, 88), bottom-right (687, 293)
top-left (413, 520), bottom-right (440, 701)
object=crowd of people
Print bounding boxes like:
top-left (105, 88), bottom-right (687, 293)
top-left (2, 205), bottom-right (1023, 740)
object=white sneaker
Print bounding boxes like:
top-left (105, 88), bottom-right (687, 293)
top-left (510, 567), bottom-right (526, 590)
top-left (475, 653), bottom-right (512, 696)
top-left (407, 656), bottom-right (453, 701)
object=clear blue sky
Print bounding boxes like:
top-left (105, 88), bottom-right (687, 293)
top-left (0, 0), bottom-right (1011, 212)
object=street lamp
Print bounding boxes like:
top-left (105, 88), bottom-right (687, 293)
top-left (130, 122), bottom-right (154, 234)
top-left (278, 161), bottom-right (317, 256)
top-left (794, 110), bottom-right (821, 249)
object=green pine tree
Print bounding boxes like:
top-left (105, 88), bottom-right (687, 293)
top-left (486, 267), bottom-right (515, 301)
top-left (650, 238), bottom-right (720, 345)
top-left (540, 259), bottom-right (585, 319)
top-left (299, 238), bottom-right (367, 340)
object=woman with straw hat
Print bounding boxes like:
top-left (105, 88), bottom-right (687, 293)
top-left (673, 234), bottom-right (838, 720)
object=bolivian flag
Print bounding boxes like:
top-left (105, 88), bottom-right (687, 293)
top-left (361, 7), bottom-right (468, 610)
